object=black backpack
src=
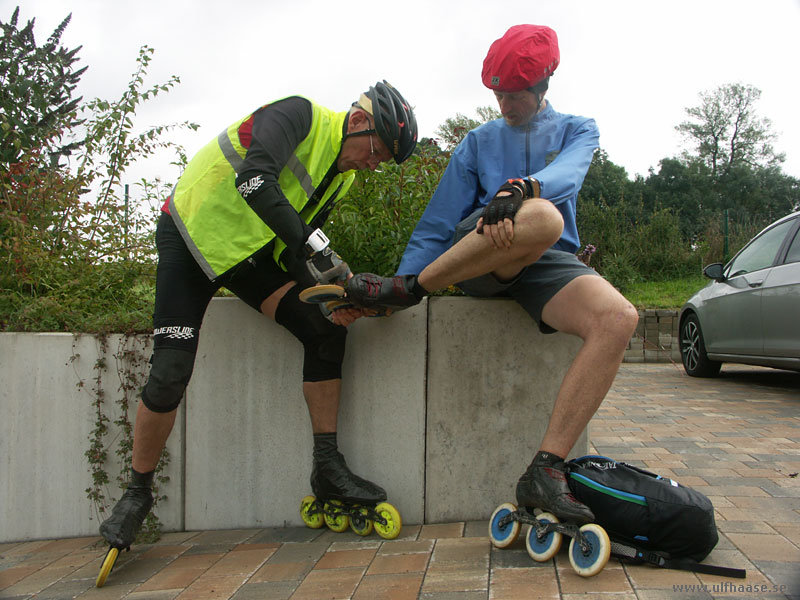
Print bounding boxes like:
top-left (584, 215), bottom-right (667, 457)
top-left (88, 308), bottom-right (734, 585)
top-left (566, 455), bottom-right (745, 578)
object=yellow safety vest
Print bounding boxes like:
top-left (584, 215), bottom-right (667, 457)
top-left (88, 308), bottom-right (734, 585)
top-left (169, 98), bottom-right (355, 280)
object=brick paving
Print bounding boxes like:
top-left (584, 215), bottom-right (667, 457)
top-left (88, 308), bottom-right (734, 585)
top-left (2, 363), bottom-right (798, 599)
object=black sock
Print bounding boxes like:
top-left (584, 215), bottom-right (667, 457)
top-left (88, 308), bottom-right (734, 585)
top-left (130, 467), bottom-right (155, 489)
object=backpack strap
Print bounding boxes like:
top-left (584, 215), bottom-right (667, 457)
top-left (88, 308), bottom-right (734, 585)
top-left (610, 541), bottom-right (746, 579)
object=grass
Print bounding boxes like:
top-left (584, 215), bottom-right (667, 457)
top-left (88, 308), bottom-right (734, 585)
top-left (623, 274), bottom-right (709, 310)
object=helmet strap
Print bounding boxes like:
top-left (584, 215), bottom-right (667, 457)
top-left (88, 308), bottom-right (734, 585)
top-left (342, 110), bottom-right (376, 143)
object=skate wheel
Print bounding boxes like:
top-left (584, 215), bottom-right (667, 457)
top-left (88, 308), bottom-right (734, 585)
top-left (349, 506), bottom-right (374, 536)
top-left (299, 284), bottom-right (345, 304)
top-left (373, 502), bottom-right (402, 540)
top-left (525, 512), bottom-right (562, 562)
top-left (489, 502), bottom-right (520, 548)
top-left (326, 299), bottom-right (355, 312)
top-left (323, 500), bottom-right (350, 532)
top-left (300, 495), bottom-right (324, 529)
top-left (568, 523), bottom-right (611, 577)
top-left (95, 546), bottom-right (119, 587)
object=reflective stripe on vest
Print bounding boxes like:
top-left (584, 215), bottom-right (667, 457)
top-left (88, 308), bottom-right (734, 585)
top-left (217, 129), bottom-right (244, 173)
top-left (169, 98), bottom-right (354, 280)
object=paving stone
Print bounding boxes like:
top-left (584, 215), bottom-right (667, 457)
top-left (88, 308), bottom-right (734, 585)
top-left (26, 578), bottom-right (94, 599)
top-left (489, 566), bottom-right (560, 599)
top-left (248, 560), bottom-right (313, 583)
top-left (258, 541), bottom-right (328, 565)
top-left (367, 552), bottom-right (430, 575)
top-left (750, 560), bottom-right (800, 597)
top-left (419, 592), bottom-right (488, 600)
top-left (464, 521), bottom-right (487, 538)
top-left (229, 580), bottom-right (298, 600)
top-left (378, 539), bottom-right (435, 556)
top-left (288, 566), bottom-right (365, 599)
top-left (725, 533), bottom-right (800, 562)
top-left (315, 548), bottom-right (377, 570)
top-left (247, 527), bottom-right (324, 544)
top-left (352, 572), bottom-right (425, 599)
top-left (420, 561), bottom-right (488, 595)
top-left (125, 590), bottom-right (182, 600)
top-left (419, 523), bottom-right (465, 539)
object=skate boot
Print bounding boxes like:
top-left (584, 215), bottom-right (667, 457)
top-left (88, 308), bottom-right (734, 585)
top-left (488, 453), bottom-right (611, 577)
top-left (96, 469), bottom-right (154, 587)
top-left (344, 273), bottom-right (426, 311)
top-left (515, 452), bottom-right (594, 525)
top-left (299, 433), bottom-right (402, 539)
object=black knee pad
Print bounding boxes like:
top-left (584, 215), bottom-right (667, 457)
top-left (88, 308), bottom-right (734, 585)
top-left (274, 286), bottom-right (347, 382)
top-left (141, 347), bottom-right (196, 413)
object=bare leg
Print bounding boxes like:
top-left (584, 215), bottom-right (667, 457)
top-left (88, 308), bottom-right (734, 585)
top-left (538, 275), bottom-right (639, 457)
top-left (303, 379), bottom-right (340, 433)
top-left (261, 282), bottom-right (343, 433)
top-left (131, 403), bottom-right (177, 472)
top-left (418, 198), bottom-right (563, 291)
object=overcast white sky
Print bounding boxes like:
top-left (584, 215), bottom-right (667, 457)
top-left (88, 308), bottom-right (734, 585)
top-left (12, 0), bottom-right (800, 187)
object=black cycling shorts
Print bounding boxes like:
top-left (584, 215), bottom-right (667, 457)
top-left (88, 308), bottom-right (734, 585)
top-left (152, 212), bottom-right (292, 350)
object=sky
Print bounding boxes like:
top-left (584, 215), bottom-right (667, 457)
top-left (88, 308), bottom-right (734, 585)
top-left (10, 0), bottom-right (800, 188)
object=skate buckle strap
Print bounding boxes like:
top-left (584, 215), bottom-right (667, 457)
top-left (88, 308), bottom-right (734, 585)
top-left (615, 543), bottom-right (746, 579)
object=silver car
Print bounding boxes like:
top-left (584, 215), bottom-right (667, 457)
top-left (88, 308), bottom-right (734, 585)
top-left (679, 211), bottom-right (800, 377)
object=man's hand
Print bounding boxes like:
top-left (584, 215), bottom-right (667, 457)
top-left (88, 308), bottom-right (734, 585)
top-left (329, 306), bottom-right (376, 326)
top-left (477, 178), bottom-right (538, 248)
top-left (306, 246), bottom-right (351, 285)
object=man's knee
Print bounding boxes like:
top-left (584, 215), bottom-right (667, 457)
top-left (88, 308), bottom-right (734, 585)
top-left (302, 327), bottom-right (347, 381)
top-left (518, 199), bottom-right (564, 254)
top-left (274, 287), bottom-right (348, 382)
top-left (141, 348), bottom-right (196, 413)
top-left (595, 294), bottom-right (639, 346)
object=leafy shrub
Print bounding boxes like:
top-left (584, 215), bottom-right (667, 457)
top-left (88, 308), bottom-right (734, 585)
top-left (326, 140), bottom-right (449, 276)
top-left (0, 42), bottom-right (194, 333)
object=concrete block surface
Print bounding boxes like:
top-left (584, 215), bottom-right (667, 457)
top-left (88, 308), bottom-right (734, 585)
top-left (424, 297), bottom-right (586, 523)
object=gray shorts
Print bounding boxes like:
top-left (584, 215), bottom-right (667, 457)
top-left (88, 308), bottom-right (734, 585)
top-left (452, 208), bottom-right (600, 333)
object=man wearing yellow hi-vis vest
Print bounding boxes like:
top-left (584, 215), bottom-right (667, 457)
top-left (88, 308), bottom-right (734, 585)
top-left (98, 82), bottom-right (418, 555)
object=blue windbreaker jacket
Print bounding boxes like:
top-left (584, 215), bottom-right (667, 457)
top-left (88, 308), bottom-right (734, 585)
top-left (397, 103), bottom-right (599, 276)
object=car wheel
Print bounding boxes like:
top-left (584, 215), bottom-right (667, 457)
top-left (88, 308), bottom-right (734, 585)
top-left (680, 313), bottom-right (722, 377)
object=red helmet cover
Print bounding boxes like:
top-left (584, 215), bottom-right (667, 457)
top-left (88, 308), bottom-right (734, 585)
top-left (482, 25), bottom-right (560, 92)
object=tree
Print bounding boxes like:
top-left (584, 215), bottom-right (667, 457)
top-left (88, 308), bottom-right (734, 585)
top-left (434, 105), bottom-right (500, 150)
top-left (0, 6), bottom-right (86, 166)
top-left (676, 83), bottom-right (784, 178)
top-left (579, 149), bottom-right (633, 208)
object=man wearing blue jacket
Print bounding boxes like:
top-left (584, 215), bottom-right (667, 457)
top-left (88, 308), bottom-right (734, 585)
top-left (346, 25), bottom-right (638, 523)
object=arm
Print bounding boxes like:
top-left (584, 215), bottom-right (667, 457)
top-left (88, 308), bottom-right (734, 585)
top-left (396, 140), bottom-right (480, 276)
top-left (530, 117), bottom-right (599, 207)
top-left (234, 97), bottom-right (316, 259)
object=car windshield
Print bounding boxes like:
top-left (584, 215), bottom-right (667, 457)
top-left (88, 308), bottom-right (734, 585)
top-left (726, 218), bottom-right (795, 278)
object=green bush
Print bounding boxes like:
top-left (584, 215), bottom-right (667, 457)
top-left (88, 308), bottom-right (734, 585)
top-left (326, 140), bottom-right (449, 276)
top-left (0, 44), bottom-right (194, 333)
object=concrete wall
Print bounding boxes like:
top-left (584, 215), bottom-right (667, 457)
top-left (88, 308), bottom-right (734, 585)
top-left (426, 298), bottom-right (585, 522)
top-left (0, 297), bottom-right (586, 543)
top-left (0, 333), bottom-right (184, 541)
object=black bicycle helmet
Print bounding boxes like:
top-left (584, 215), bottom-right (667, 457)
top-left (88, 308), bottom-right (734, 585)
top-left (360, 81), bottom-right (418, 163)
